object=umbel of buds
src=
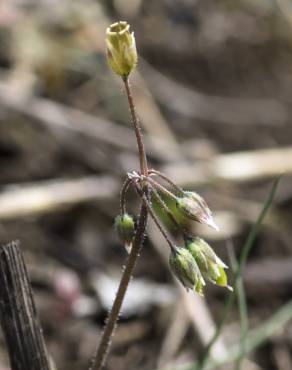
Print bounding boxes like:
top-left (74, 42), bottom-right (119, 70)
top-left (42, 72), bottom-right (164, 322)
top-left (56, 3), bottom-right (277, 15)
top-left (115, 213), bottom-right (135, 252)
top-left (106, 21), bottom-right (137, 77)
top-left (176, 191), bottom-right (219, 231)
top-left (186, 237), bottom-right (232, 290)
top-left (169, 246), bottom-right (205, 295)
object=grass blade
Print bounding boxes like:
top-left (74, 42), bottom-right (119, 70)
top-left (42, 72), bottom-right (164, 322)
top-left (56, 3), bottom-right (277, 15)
top-left (194, 177), bottom-right (281, 370)
top-left (228, 244), bottom-right (249, 370)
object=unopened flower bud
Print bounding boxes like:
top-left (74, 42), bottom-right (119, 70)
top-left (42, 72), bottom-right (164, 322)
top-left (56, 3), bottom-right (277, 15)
top-left (106, 21), bottom-right (137, 77)
top-left (176, 191), bottom-right (219, 231)
top-left (169, 247), bottom-right (205, 295)
top-left (186, 237), bottom-right (232, 290)
top-left (115, 213), bottom-right (135, 252)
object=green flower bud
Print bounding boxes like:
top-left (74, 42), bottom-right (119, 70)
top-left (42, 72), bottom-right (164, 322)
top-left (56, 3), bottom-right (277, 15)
top-left (176, 191), bottom-right (219, 231)
top-left (106, 21), bottom-right (137, 77)
top-left (115, 213), bottom-right (135, 252)
top-left (169, 247), bottom-right (205, 295)
top-left (186, 237), bottom-right (232, 290)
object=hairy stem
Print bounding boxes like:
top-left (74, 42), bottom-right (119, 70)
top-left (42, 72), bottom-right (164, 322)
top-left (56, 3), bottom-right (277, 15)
top-left (123, 77), bottom-right (148, 176)
top-left (90, 204), bottom-right (148, 370)
top-left (91, 77), bottom-right (150, 370)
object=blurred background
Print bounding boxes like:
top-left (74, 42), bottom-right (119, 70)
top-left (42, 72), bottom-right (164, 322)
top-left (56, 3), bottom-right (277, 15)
top-left (0, 1), bottom-right (292, 370)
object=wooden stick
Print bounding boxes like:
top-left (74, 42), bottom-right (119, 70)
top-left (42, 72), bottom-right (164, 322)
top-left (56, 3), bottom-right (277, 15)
top-left (0, 241), bottom-right (51, 370)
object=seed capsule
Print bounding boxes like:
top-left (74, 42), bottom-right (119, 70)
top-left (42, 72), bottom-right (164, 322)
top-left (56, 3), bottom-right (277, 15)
top-left (169, 246), bottom-right (205, 295)
top-left (186, 237), bottom-right (232, 290)
top-left (115, 213), bottom-right (135, 253)
top-left (176, 191), bottom-right (219, 231)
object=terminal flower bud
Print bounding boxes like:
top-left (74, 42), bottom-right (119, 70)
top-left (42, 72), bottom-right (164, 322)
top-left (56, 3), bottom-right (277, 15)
top-left (186, 237), bottom-right (232, 290)
top-left (115, 213), bottom-right (135, 253)
top-left (176, 191), bottom-right (219, 231)
top-left (169, 246), bottom-right (205, 295)
top-left (106, 21), bottom-right (137, 77)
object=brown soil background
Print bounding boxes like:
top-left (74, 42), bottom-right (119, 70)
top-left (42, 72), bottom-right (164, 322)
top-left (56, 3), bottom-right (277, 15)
top-left (0, 1), bottom-right (292, 370)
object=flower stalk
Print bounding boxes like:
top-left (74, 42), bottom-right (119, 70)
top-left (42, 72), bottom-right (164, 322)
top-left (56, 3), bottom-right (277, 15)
top-left (134, 180), bottom-right (176, 252)
top-left (91, 20), bottom-right (230, 370)
top-left (147, 176), bottom-right (178, 201)
top-left (91, 22), bottom-right (149, 370)
top-left (120, 177), bottom-right (132, 214)
top-left (148, 183), bottom-right (182, 232)
top-left (90, 204), bottom-right (148, 370)
top-left (123, 76), bottom-right (148, 176)
top-left (149, 169), bottom-right (184, 195)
